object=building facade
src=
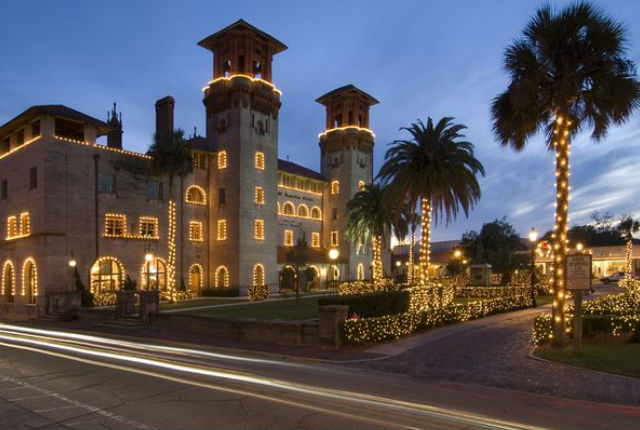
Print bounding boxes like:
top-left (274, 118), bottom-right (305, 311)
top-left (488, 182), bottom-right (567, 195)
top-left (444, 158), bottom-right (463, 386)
top-left (0, 20), bottom-right (381, 315)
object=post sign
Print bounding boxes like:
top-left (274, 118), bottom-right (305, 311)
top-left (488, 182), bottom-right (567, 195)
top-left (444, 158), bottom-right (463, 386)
top-left (565, 253), bottom-right (592, 290)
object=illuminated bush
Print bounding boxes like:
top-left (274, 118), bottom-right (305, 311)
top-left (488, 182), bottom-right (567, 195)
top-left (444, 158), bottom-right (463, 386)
top-left (248, 284), bottom-right (270, 301)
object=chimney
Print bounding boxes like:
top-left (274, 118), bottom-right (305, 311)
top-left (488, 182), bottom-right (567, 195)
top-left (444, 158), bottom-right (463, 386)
top-left (106, 102), bottom-right (123, 149)
top-left (155, 96), bottom-right (175, 137)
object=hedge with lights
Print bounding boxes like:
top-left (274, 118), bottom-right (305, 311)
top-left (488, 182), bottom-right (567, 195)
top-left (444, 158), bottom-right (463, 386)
top-left (533, 292), bottom-right (640, 347)
top-left (344, 294), bottom-right (531, 345)
top-left (248, 284), bottom-right (270, 301)
top-left (337, 279), bottom-right (398, 295)
top-left (455, 286), bottom-right (530, 299)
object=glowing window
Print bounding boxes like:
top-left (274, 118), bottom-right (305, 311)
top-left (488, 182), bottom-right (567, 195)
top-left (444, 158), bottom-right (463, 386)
top-left (255, 219), bottom-right (264, 240)
top-left (253, 263), bottom-right (265, 286)
top-left (186, 185), bottom-right (206, 205)
top-left (6, 216), bottom-right (17, 239)
top-left (188, 263), bottom-right (203, 291)
top-left (311, 232), bottom-right (320, 248)
top-left (297, 204), bottom-right (308, 218)
top-left (282, 202), bottom-right (295, 216)
top-left (141, 257), bottom-right (167, 291)
top-left (331, 180), bottom-right (339, 195)
top-left (218, 150), bottom-right (227, 169)
top-left (217, 219), bottom-right (227, 241)
top-left (311, 206), bottom-right (322, 219)
top-left (105, 214), bottom-right (126, 237)
top-left (357, 263), bottom-right (364, 280)
top-left (90, 257), bottom-right (124, 295)
top-left (22, 258), bottom-right (37, 303)
top-left (255, 186), bottom-right (265, 205)
top-left (358, 180), bottom-right (366, 191)
top-left (215, 266), bottom-right (229, 288)
top-left (331, 230), bottom-right (339, 247)
top-left (189, 221), bottom-right (204, 242)
top-left (139, 217), bottom-right (158, 239)
top-left (284, 229), bottom-right (294, 246)
top-left (2, 260), bottom-right (15, 301)
top-left (255, 151), bottom-right (265, 170)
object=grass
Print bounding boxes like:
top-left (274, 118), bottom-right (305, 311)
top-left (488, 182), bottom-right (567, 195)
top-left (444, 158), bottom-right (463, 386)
top-left (182, 295), bottom-right (326, 320)
top-left (535, 342), bottom-right (640, 379)
top-left (159, 297), bottom-right (246, 311)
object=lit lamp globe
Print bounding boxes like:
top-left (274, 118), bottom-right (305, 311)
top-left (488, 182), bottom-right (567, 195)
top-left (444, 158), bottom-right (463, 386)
top-left (328, 248), bottom-right (339, 261)
top-left (453, 249), bottom-right (462, 258)
top-left (145, 252), bottom-right (154, 262)
top-left (528, 227), bottom-right (538, 243)
top-left (68, 259), bottom-right (77, 268)
top-left (395, 261), bottom-right (401, 267)
top-left (576, 243), bottom-right (584, 252)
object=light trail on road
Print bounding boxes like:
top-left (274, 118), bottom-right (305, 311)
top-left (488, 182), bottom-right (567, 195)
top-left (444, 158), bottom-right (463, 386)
top-left (0, 323), bottom-right (548, 430)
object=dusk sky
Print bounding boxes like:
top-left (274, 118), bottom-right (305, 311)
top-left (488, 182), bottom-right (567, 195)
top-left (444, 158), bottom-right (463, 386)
top-left (1, 0), bottom-right (638, 241)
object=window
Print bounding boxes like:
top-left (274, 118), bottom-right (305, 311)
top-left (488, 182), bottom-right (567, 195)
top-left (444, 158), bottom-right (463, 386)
top-left (282, 202), bottom-right (294, 216)
top-left (6, 216), bottom-right (17, 239)
top-left (253, 263), bottom-right (265, 286)
top-left (297, 204), bottom-right (308, 218)
top-left (19, 212), bottom-right (30, 236)
top-left (331, 180), bottom-right (339, 195)
top-left (311, 232), bottom-right (320, 248)
top-left (332, 208), bottom-right (339, 220)
top-left (218, 188), bottom-right (226, 205)
top-left (23, 258), bottom-right (37, 304)
top-left (331, 230), bottom-right (339, 247)
top-left (2, 261), bottom-right (15, 302)
top-left (311, 207), bottom-right (321, 220)
top-left (29, 167), bottom-right (37, 190)
top-left (90, 257), bottom-right (123, 295)
top-left (186, 185), bottom-right (206, 205)
top-left (193, 153), bottom-right (207, 170)
top-left (139, 217), bottom-right (158, 239)
top-left (255, 186), bottom-right (264, 204)
top-left (147, 181), bottom-right (162, 200)
top-left (358, 180), bottom-right (365, 191)
top-left (218, 150), bottom-right (227, 169)
top-left (255, 151), bottom-right (265, 170)
top-left (254, 219), bottom-right (264, 240)
top-left (0, 139), bottom-right (9, 155)
top-left (98, 174), bottom-right (116, 193)
top-left (284, 229), bottom-right (294, 246)
top-left (141, 257), bottom-right (167, 291)
top-left (1, 180), bottom-right (7, 199)
top-left (189, 263), bottom-right (203, 291)
top-left (105, 214), bottom-right (126, 237)
top-left (357, 263), bottom-right (364, 280)
top-left (217, 219), bottom-right (227, 240)
top-left (189, 221), bottom-right (204, 242)
top-left (16, 129), bottom-right (24, 146)
top-left (215, 266), bottom-right (229, 288)
top-left (31, 120), bottom-right (40, 138)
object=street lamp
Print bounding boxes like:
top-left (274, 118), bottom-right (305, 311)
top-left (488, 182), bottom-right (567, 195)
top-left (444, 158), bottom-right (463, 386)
top-left (144, 245), bottom-right (153, 290)
top-left (454, 249), bottom-right (462, 258)
top-left (529, 227), bottom-right (538, 307)
top-left (576, 242), bottom-right (584, 252)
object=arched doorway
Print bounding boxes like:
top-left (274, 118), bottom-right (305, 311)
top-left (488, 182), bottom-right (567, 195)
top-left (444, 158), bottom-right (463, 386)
top-left (90, 257), bottom-right (124, 295)
top-left (253, 263), bottom-right (265, 286)
top-left (22, 258), bottom-right (37, 304)
top-left (2, 261), bottom-right (15, 303)
top-left (279, 266), bottom-right (296, 292)
top-left (189, 263), bottom-right (203, 292)
top-left (140, 257), bottom-right (167, 291)
top-left (215, 266), bottom-right (229, 288)
top-left (305, 265), bottom-right (320, 291)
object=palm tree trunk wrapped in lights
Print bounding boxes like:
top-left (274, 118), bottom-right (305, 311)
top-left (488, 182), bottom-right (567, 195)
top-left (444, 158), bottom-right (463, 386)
top-left (617, 215), bottom-right (639, 289)
top-left (408, 231), bottom-right (415, 284)
top-left (371, 235), bottom-right (384, 284)
top-left (167, 200), bottom-right (177, 301)
top-left (420, 197), bottom-right (431, 284)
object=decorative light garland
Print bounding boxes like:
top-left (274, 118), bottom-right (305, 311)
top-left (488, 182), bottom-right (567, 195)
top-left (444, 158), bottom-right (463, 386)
top-left (0, 136), bottom-right (42, 161)
top-left (21, 257), bottom-right (37, 299)
top-left (277, 183), bottom-right (323, 196)
top-left (202, 74), bottom-right (283, 96)
top-left (1, 260), bottom-right (15, 297)
top-left (284, 229), bottom-right (294, 246)
top-left (331, 230), bottom-right (339, 247)
top-left (331, 180), bottom-right (340, 195)
top-left (89, 256), bottom-right (125, 295)
top-left (254, 219), bottom-right (265, 240)
top-left (53, 135), bottom-right (151, 159)
top-left (218, 150), bottom-right (227, 169)
top-left (318, 126), bottom-right (375, 139)
top-left (217, 219), bottom-right (227, 241)
top-left (255, 151), bottom-right (265, 170)
top-left (214, 265), bottom-right (229, 288)
top-left (167, 201), bottom-right (177, 302)
top-left (311, 232), bottom-right (320, 248)
top-left (5, 213), bottom-right (31, 240)
top-left (185, 185), bottom-right (207, 205)
top-left (188, 263), bottom-right (203, 290)
top-left (255, 186), bottom-right (265, 205)
top-left (419, 197), bottom-right (432, 285)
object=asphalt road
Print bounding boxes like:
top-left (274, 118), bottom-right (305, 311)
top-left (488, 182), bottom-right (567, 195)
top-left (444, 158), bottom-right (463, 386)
top-left (0, 322), bottom-right (639, 429)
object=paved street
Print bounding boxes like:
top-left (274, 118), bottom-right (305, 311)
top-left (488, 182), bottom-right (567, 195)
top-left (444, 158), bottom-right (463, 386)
top-left (0, 318), bottom-right (639, 429)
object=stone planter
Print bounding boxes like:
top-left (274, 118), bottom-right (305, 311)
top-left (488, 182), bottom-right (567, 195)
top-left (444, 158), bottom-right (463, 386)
top-left (115, 291), bottom-right (136, 317)
top-left (139, 291), bottom-right (160, 322)
top-left (318, 305), bottom-right (349, 347)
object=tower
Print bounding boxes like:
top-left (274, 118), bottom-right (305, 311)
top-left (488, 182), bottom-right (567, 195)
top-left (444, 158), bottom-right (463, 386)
top-left (199, 20), bottom-right (286, 293)
top-left (106, 102), bottom-right (123, 149)
top-left (317, 85), bottom-right (379, 281)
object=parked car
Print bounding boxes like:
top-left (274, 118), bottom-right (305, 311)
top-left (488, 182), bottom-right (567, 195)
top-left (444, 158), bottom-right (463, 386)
top-left (600, 271), bottom-right (638, 283)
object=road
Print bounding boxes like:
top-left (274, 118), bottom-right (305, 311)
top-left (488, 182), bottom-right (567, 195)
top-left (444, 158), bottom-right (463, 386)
top-left (0, 322), bottom-right (639, 429)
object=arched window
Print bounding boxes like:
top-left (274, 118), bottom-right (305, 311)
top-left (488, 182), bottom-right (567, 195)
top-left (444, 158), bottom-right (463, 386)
top-left (310, 206), bottom-right (322, 219)
top-left (90, 257), bottom-right (124, 295)
top-left (185, 185), bottom-right (206, 205)
top-left (331, 180), bottom-right (339, 195)
top-left (282, 202), bottom-right (295, 216)
top-left (140, 257), bottom-right (167, 291)
top-left (330, 265), bottom-right (340, 281)
top-left (218, 150), bottom-right (227, 169)
top-left (22, 258), bottom-right (37, 304)
top-left (253, 263), bottom-right (265, 286)
top-left (2, 260), bottom-right (15, 303)
top-left (189, 263), bottom-right (203, 292)
top-left (357, 263), bottom-right (364, 281)
top-left (358, 180), bottom-right (366, 191)
top-left (215, 266), bottom-right (229, 288)
top-left (20, 212), bottom-right (30, 236)
top-left (297, 204), bottom-right (309, 218)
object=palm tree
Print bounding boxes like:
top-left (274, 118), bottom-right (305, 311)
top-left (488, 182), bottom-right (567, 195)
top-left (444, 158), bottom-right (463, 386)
top-left (148, 129), bottom-right (193, 302)
top-left (491, 2), bottom-right (640, 344)
top-left (617, 215), bottom-right (639, 288)
top-left (378, 117), bottom-right (485, 285)
top-left (346, 183), bottom-right (406, 285)
top-left (286, 234), bottom-right (310, 305)
top-left (398, 202), bottom-right (418, 284)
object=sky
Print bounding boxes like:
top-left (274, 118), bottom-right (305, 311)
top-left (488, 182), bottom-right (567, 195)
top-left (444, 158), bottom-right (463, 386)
top-left (1, 0), bottom-right (639, 241)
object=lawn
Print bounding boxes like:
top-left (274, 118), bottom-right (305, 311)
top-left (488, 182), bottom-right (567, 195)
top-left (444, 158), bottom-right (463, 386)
top-left (181, 295), bottom-right (326, 320)
top-left (535, 342), bottom-right (640, 379)
top-left (160, 297), bottom-right (246, 311)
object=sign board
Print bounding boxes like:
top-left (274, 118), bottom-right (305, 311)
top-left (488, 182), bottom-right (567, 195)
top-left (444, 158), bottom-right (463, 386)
top-left (565, 253), bottom-right (592, 290)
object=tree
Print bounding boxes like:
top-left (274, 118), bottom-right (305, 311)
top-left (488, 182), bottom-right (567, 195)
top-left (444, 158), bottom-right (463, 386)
top-left (401, 202), bottom-right (419, 284)
top-left (378, 117), bottom-right (485, 284)
top-left (286, 234), bottom-right (310, 305)
top-left (148, 129), bottom-right (193, 302)
top-left (617, 215), bottom-right (640, 286)
top-left (460, 217), bottom-right (528, 280)
top-left (491, 2), bottom-right (640, 344)
top-left (346, 183), bottom-right (406, 285)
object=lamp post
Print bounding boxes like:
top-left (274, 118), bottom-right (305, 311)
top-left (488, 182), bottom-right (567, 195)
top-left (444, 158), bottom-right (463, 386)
top-left (328, 248), bottom-right (339, 294)
top-left (528, 227), bottom-right (538, 307)
top-left (144, 245), bottom-right (153, 291)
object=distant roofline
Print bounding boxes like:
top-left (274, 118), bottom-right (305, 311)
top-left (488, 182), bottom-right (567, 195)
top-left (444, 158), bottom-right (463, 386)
top-left (316, 84), bottom-right (379, 105)
top-left (277, 158), bottom-right (327, 182)
top-left (198, 19), bottom-right (287, 54)
top-left (0, 105), bottom-right (112, 138)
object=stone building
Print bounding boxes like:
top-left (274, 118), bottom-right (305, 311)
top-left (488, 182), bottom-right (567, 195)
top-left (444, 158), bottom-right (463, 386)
top-left (0, 19), bottom-right (382, 316)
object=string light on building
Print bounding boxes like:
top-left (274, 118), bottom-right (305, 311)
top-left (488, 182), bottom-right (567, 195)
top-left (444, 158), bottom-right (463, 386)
top-left (202, 74), bottom-right (283, 96)
top-left (318, 125), bottom-right (375, 139)
top-left (1, 260), bottom-right (15, 297)
top-left (167, 201), bottom-right (177, 302)
top-left (217, 219), bottom-right (227, 241)
top-left (185, 185), bottom-right (207, 205)
top-left (419, 197), bottom-right (432, 285)
top-left (21, 257), bottom-right (37, 298)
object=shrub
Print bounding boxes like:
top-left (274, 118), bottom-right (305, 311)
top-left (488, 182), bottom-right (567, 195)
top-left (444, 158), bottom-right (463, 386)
top-left (248, 284), bottom-right (270, 301)
top-left (74, 268), bottom-right (94, 307)
top-left (200, 286), bottom-right (240, 297)
top-left (455, 286), bottom-right (530, 299)
top-left (337, 279), bottom-right (398, 295)
top-left (123, 275), bottom-right (137, 292)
